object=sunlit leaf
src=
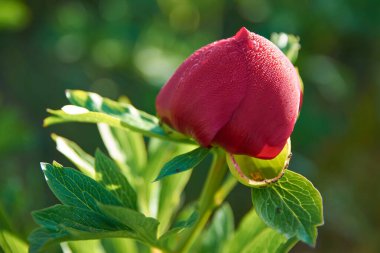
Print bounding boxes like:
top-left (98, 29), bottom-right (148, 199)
top-left (98, 204), bottom-right (159, 246)
top-left (30, 204), bottom-right (161, 252)
top-left (29, 205), bottom-right (136, 253)
top-left (45, 108), bottom-right (167, 139)
top-left (222, 208), bottom-right (297, 253)
top-left (251, 170), bottom-right (323, 246)
top-left (40, 163), bottom-right (122, 212)
top-left (94, 150), bottom-right (137, 210)
top-left (145, 139), bottom-right (195, 234)
top-left (101, 238), bottom-right (138, 253)
top-left (65, 240), bottom-right (105, 253)
top-left (44, 90), bottom-right (193, 144)
top-left (51, 134), bottom-right (95, 178)
top-left (0, 230), bottom-right (28, 253)
top-left (97, 123), bottom-right (146, 175)
top-left (130, 138), bottom-right (195, 235)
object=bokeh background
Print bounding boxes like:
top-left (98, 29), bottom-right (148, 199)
top-left (1, 0), bottom-right (380, 252)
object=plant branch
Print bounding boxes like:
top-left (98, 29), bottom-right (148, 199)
top-left (214, 175), bottom-right (237, 206)
top-left (175, 148), bottom-right (233, 253)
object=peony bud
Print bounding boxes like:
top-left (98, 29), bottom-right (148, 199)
top-left (156, 27), bottom-right (301, 159)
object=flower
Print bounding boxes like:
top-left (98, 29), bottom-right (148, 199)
top-left (156, 27), bottom-right (301, 159)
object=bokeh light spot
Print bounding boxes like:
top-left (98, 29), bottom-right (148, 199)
top-left (99, 0), bottom-right (129, 22)
top-left (169, 3), bottom-right (200, 32)
top-left (237, 0), bottom-right (271, 23)
top-left (0, 1), bottom-right (30, 30)
top-left (57, 2), bottom-right (88, 30)
top-left (92, 39), bottom-right (127, 68)
top-left (134, 47), bottom-right (182, 87)
top-left (55, 34), bottom-right (85, 63)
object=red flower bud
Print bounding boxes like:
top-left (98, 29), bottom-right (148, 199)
top-left (156, 27), bottom-right (301, 159)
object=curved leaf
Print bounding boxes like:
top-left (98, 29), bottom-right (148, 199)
top-left (95, 150), bottom-right (137, 210)
top-left (44, 90), bottom-right (193, 144)
top-left (154, 147), bottom-right (209, 181)
top-left (251, 170), bottom-right (323, 246)
top-left (40, 163), bottom-right (122, 212)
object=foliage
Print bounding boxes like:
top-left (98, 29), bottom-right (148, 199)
top-left (0, 204), bottom-right (28, 253)
top-left (252, 170), bottom-right (323, 246)
top-left (23, 87), bottom-right (323, 253)
top-left (0, 29), bottom-right (322, 253)
top-left (154, 147), bottom-right (210, 181)
top-left (1, 0), bottom-right (379, 252)
top-left (8, 1), bottom-right (374, 249)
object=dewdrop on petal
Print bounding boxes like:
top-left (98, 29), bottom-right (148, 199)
top-left (156, 27), bottom-right (301, 159)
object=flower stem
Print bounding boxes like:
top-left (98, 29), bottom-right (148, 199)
top-left (176, 148), bottom-right (232, 253)
top-left (214, 174), bottom-right (238, 206)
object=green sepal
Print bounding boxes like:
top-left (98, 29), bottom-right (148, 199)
top-left (227, 139), bottom-right (291, 188)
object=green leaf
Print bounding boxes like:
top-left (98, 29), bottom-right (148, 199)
top-left (28, 228), bottom-right (68, 253)
top-left (40, 163), bottom-right (122, 212)
top-left (97, 123), bottom-right (146, 175)
top-left (251, 170), bottom-right (324, 246)
top-left (95, 92), bottom-right (147, 172)
top-left (0, 203), bottom-right (12, 231)
top-left (154, 147), bottom-right (210, 181)
top-left (270, 33), bottom-right (301, 64)
top-left (0, 230), bottom-right (28, 253)
top-left (32, 205), bottom-right (127, 235)
top-left (98, 204), bottom-right (159, 246)
top-left (66, 90), bottom-right (147, 170)
top-left (156, 171), bottom-right (192, 234)
top-left (29, 205), bottom-right (135, 253)
top-left (158, 210), bottom-right (198, 250)
top-left (66, 89), bottom-right (127, 115)
top-left (29, 204), bottom-right (164, 252)
top-left (94, 150), bottom-right (137, 210)
top-left (51, 134), bottom-right (95, 178)
top-left (191, 203), bottom-right (234, 253)
top-left (131, 138), bottom-right (195, 233)
top-left (45, 107), bottom-right (163, 137)
top-left (145, 139), bottom-right (196, 181)
top-left (144, 139), bottom-right (195, 234)
top-left (160, 210), bottom-right (198, 238)
top-left (222, 208), bottom-right (296, 253)
top-left (101, 238), bottom-right (138, 253)
top-left (65, 240), bottom-right (105, 253)
top-left (241, 229), bottom-right (296, 253)
top-left (44, 90), bottom-right (193, 144)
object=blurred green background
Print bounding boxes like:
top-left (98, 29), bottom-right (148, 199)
top-left (1, 0), bottom-right (380, 252)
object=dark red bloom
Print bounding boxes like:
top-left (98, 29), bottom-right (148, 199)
top-left (156, 27), bottom-right (301, 159)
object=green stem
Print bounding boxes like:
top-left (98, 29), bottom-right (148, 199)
top-left (214, 175), bottom-right (238, 206)
top-left (176, 148), bottom-right (230, 253)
